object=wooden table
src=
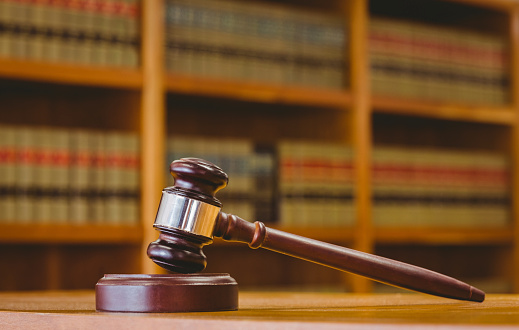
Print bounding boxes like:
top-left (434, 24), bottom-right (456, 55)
top-left (1, 291), bottom-right (519, 329)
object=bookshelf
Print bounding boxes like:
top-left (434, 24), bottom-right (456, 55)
top-left (0, 0), bottom-right (518, 294)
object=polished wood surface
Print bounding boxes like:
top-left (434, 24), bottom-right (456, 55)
top-left (0, 291), bottom-right (518, 329)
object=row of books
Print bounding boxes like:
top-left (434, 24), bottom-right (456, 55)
top-left (0, 127), bottom-right (510, 229)
top-left (0, 0), bottom-right (140, 67)
top-left (164, 0), bottom-right (346, 89)
top-left (277, 141), bottom-right (355, 227)
top-left (0, 0), bottom-right (513, 108)
top-left (369, 17), bottom-right (509, 106)
top-left (0, 125), bottom-right (140, 224)
top-left (164, 138), bottom-right (511, 228)
top-left (372, 146), bottom-right (510, 227)
top-left (166, 135), bottom-right (276, 223)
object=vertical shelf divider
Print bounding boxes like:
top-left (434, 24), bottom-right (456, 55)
top-left (140, 0), bottom-right (167, 274)
top-left (509, 6), bottom-right (519, 293)
top-left (348, 0), bottom-right (374, 293)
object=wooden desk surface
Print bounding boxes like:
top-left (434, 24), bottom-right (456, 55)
top-left (1, 291), bottom-right (519, 329)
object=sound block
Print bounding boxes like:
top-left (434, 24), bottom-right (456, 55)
top-left (95, 273), bottom-right (238, 313)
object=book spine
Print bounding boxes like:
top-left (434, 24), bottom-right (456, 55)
top-left (120, 132), bottom-right (140, 225)
top-left (103, 131), bottom-right (140, 224)
top-left (104, 131), bottom-right (124, 224)
top-left (69, 129), bottom-right (92, 224)
top-left (33, 127), bottom-right (53, 222)
top-left (0, 125), bottom-right (16, 222)
top-left (90, 130), bottom-right (106, 223)
top-left (14, 126), bottom-right (35, 222)
top-left (49, 128), bottom-right (70, 223)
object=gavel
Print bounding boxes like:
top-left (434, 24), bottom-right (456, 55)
top-left (96, 157), bottom-right (485, 313)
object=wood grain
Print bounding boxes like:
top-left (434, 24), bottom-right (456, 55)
top-left (0, 291), bottom-right (518, 329)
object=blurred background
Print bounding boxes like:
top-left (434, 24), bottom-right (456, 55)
top-left (0, 0), bottom-right (517, 294)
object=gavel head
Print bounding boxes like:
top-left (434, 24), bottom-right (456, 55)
top-left (147, 158), bottom-right (228, 273)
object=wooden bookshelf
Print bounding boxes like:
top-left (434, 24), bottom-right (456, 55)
top-left (0, 0), bottom-right (518, 294)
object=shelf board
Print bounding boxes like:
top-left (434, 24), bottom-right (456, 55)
top-left (375, 227), bottom-right (514, 245)
top-left (166, 74), bottom-right (352, 108)
top-left (0, 223), bottom-right (143, 244)
top-left (0, 57), bottom-right (142, 89)
top-left (372, 96), bottom-right (517, 125)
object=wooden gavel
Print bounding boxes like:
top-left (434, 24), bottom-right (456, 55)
top-left (147, 157), bottom-right (485, 303)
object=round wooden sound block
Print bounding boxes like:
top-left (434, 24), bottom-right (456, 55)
top-left (95, 273), bottom-right (238, 313)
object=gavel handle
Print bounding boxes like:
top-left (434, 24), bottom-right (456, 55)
top-left (213, 212), bottom-right (485, 302)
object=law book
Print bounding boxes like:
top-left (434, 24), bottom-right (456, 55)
top-left (14, 126), bottom-right (35, 222)
top-left (69, 129), bottom-right (92, 224)
top-left (0, 125), bottom-right (16, 222)
top-left (120, 132), bottom-right (140, 225)
top-left (103, 131), bottom-right (124, 224)
top-left (32, 127), bottom-right (54, 222)
top-left (104, 131), bottom-right (140, 224)
top-left (48, 128), bottom-right (70, 223)
top-left (90, 130), bottom-right (106, 224)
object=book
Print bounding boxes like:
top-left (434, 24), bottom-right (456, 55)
top-left (0, 125), bottom-right (16, 222)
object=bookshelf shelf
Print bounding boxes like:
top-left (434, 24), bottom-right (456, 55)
top-left (0, 58), bottom-right (143, 89)
top-left (374, 227), bottom-right (514, 245)
top-left (372, 96), bottom-right (517, 125)
top-left (0, 224), bottom-right (143, 244)
top-left (166, 74), bottom-right (352, 108)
